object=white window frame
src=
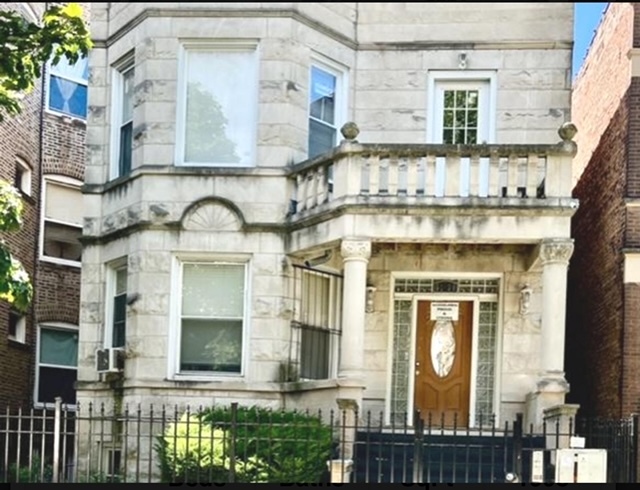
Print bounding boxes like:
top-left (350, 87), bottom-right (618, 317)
top-left (8, 310), bottom-right (26, 343)
top-left (298, 268), bottom-right (341, 380)
top-left (104, 258), bottom-right (128, 348)
top-left (15, 157), bottom-right (32, 196)
top-left (427, 71), bottom-right (496, 145)
top-left (34, 322), bottom-right (79, 408)
top-left (45, 56), bottom-right (89, 121)
top-left (175, 41), bottom-right (259, 167)
top-left (39, 175), bottom-right (83, 268)
top-left (307, 57), bottom-right (348, 158)
top-left (427, 71), bottom-right (496, 197)
top-left (109, 54), bottom-right (135, 180)
top-left (168, 255), bottom-right (251, 381)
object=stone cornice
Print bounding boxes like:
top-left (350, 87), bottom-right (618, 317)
top-left (96, 8), bottom-right (357, 49)
top-left (94, 7), bottom-right (574, 53)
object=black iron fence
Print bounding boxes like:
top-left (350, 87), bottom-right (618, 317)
top-left (0, 400), bottom-right (637, 483)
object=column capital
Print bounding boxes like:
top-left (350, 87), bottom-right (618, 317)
top-left (340, 239), bottom-right (371, 261)
top-left (539, 238), bottom-right (574, 266)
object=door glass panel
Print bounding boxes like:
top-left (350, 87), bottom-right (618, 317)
top-left (430, 319), bottom-right (456, 377)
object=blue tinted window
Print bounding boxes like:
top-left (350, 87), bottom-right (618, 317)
top-left (49, 76), bottom-right (88, 119)
top-left (48, 56), bottom-right (89, 119)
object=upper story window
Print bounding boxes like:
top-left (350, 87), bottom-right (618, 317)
top-left (308, 62), bottom-right (345, 159)
top-left (40, 176), bottom-right (83, 267)
top-left (110, 55), bottom-right (135, 180)
top-left (429, 77), bottom-right (493, 145)
top-left (47, 55), bottom-right (89, 120)
top-left (176, 43), bottom-right (258, 166)
top-left (14, 157), bottom-right (32, 196)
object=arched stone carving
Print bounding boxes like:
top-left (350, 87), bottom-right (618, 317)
top-left (182, 200), bottom-right (243, 232)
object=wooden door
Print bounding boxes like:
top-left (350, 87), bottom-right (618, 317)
top-left (414, 300), bottom-right (473, 427)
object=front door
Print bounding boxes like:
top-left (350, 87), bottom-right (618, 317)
top-left (414, 300), bottom-right (473, 427)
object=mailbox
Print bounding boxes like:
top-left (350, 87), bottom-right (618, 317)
top-left (553, 448), bottom-right (607, 483)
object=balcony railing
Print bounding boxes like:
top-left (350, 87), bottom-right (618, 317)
top-left (288, 123), bottom-right (576, 218)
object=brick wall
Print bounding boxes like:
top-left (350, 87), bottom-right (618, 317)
top-left (34, 111), bottom-right (87, 329)
top-left (568, 3), bottom-right (640, 419)
top-left (571, 3), bottom-right (632, 186)
top-left (0, 2), bottom-right (89, 407)
top-left (567, 94), bottom-right (628, 417)
top-left (0, 2), bottom-right (44, 408)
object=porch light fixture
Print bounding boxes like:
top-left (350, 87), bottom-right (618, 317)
top-left (366, 286), bottom-right (377, 313)
top-left (519, 284), bottom-right (533, 316)
top-left (458, 52), bottom-right (468, 69)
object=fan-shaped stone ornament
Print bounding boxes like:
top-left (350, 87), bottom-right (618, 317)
top-left (182, 202), bottom-right (241, 231)
top-left (431, 318), bottom-right (456, 378)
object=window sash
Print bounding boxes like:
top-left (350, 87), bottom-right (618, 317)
top-left (44, 181), bottom-right (83, 226)
top-left (180, 47), bottom-right (258, 166)
top-left (178, 262), bottom-right (246, 374)
top-left (432, 80), bottom-right (490, 145)
top-left (300, 327), bottom-right (331, 380)
top-left (39, 328), bottom-right (78, 366)
top-left (112, 293), bottom-right (127, 348)
top-left (308, 64), bottom-right (342, 159)
top-left (42, 221), bottom-right (83, 262)
top-left (118, 121), bottom-right (133, 177)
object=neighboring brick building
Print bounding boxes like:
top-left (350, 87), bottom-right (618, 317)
top-left (0, 2), bottom-right (88, 408)
top-left (567, 3), bottom-right (640, 418)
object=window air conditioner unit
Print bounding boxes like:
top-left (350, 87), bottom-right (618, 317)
top-left (96, 347), bottom-right (125, 373)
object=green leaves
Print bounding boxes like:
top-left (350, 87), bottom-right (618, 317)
top-left (0, 3), bottom-right (92, 121)
top-left (0, 180), bottom-right (32, 311)
top-left (0, 3), bottom-right (92, 310)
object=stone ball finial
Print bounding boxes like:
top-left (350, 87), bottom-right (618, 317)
top-left (341, 122), bottom-right (360, 142)
top-left (558, 122), bottom-right (578, 142)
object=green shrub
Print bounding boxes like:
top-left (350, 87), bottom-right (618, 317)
top-left (156, 406), bottom-right (333, 483)
top-left (156, 412), bottom-right (269, 483)
top-left (6, 456), bottom-right (53, 483)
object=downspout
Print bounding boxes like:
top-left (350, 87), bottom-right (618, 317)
top-left (30, 1), bottom-right (49, 405)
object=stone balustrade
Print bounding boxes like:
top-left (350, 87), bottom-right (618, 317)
top-left (288, 124), bottom-right (576, 218)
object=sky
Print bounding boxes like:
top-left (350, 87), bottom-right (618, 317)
top-left (573, 3), bottom-right (608, 79)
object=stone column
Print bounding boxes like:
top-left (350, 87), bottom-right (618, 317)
top-left (339, 239), bottom-right (371, 380)
top-left (526, 238), bottom-right (575, 428)
top-left (539, 238), bottom-right (574, 381)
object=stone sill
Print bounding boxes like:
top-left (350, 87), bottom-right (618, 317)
top-left (76, 378), bottom-right (341, 393)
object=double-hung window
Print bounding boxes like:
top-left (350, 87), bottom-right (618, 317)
top-left (176, 43), bottom-right (258, 166)
top-left (106, 263), bottom-right (128, 348)
top-left (111, 56), bottom-right (135, 179)
top-left (308, 63), bottom-right (345, 159)
top-left (176, 261), bottom-right (247, 375)
top-left (47, 55), bottom-right (89, 119)
top-left (36, 324), bottom-right (78, 405)
top-left (41, 177), bottom-right (83, 266)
